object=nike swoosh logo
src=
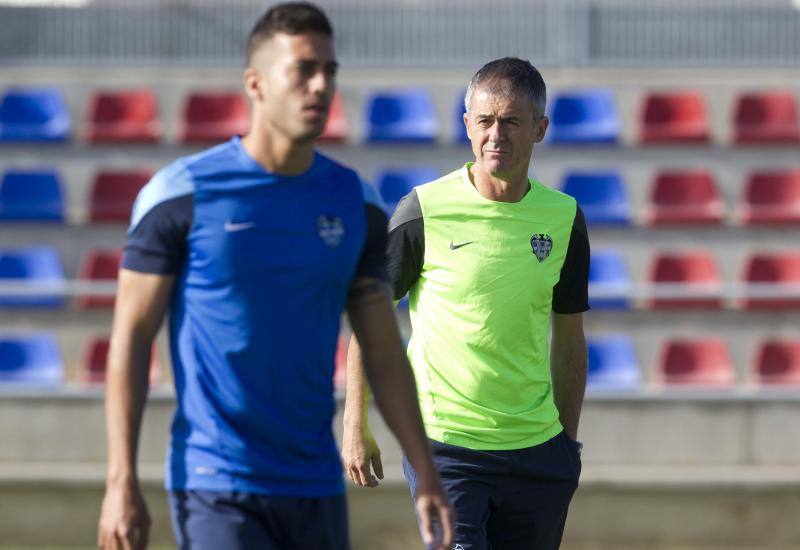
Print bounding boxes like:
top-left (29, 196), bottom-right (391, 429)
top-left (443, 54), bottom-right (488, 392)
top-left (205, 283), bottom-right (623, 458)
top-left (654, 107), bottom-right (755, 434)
top-left (449, 240), bottom-right (474, 250)
top-left (224, 221), bottom-right (257, 232)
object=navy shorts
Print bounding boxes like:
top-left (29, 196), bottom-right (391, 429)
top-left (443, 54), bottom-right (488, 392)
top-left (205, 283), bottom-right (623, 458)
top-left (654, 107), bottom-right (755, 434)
top-left (168, 490), bottom-right (349, 550)
top-left (403, 431), bottom-right (582, 550)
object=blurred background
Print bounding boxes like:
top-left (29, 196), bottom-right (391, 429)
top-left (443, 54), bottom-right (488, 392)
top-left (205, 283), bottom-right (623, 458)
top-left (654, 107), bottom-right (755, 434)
top-left (0, 0), bottom-right (799, 548)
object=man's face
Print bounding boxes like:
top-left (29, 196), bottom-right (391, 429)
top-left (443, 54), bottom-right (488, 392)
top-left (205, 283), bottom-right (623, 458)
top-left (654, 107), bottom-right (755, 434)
top-left (464, 85), bottom-right (548, 179)
top-left (247, 32), bottom-right (338, 143)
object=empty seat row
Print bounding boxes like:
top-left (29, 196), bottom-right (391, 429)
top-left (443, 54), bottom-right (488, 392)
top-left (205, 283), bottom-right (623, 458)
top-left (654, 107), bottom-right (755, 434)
top-left (0, 168), bottom-right (149, 223)
top-left (3, 86), bottom-right (800, 145)
top-left (588, 335), bottom-right (800, 388)
top-left (564, 168), bottom-right (800, 226)
top-left (1, 331), bottom-right (798, 389)
top-left (0, 333), bottom-right (349, 388)
top-left (0, 248), bottom-right (118, 309)
top-left (373, 167), bottom-right (800, 226)
top-left (590, 250), bottom-right (800, 310)
top-left (3, 246), bottom-right (800, 311)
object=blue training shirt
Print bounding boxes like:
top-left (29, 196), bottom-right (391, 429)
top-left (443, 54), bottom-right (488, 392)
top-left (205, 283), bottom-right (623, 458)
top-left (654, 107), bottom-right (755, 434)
top-left (123, 136), bottom-right (388, 497)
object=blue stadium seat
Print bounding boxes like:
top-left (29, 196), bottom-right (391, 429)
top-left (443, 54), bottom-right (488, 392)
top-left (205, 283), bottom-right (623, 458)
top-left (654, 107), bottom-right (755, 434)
top-left (0, 87), bottom-right (71, 142)
top-left (376, 167), bottom-right (439, 214)
top-left (453, 90), bottom-right (469, 144)
top-left (587, 335), bottom-right (641, 390)
top-left (561, 171), bottom-right (631, 225)
top-left (548, 89), bottom-right (620, 144)
top-left (366, 89), bottom-right (438, 143)
top-left (0, 247), bottom-right (65, 308)
top-left (0, 333), bottom-right (64, 385)
top-left (589, 250), bottom-right (631, 310)
top-left (0, 170), bottom-right (65, 222)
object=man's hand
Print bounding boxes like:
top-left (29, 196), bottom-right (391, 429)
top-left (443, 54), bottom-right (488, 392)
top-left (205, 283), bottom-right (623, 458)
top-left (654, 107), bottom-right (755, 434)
top-left (415, 472), bottom-right (455, 550)
top-left (97, 479), bottom-right (150, 550)
top-left (342, 424), bottom-right (384, 488)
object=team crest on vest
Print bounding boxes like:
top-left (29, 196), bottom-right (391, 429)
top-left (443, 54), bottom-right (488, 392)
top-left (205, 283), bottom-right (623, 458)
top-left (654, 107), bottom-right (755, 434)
top-left (317, 215), bottom-right (345, 248)
top-left (530, 233), bottom-right (553, 262)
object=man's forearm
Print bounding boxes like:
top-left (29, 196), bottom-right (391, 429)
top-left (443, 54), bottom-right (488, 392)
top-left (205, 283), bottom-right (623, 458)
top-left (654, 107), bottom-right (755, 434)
top-left (342, 335), bottom-right (371, 433)
top-left (105, 331), bottom-right (152, 484)
top-left (550, 327), bottom-right (587, 439)
top-left (360, 341), bottom-right (435, 477)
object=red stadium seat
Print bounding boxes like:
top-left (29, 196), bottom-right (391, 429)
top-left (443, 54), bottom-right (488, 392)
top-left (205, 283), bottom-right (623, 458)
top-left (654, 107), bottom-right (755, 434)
top-left (180, 92), bottom-right (249, 143)
top-left (733, 91), bottom-right (800, 145)
top-left (741, 253), bottom-right (800, 310)
top-left (739, 170), bottom-right (800, 225)
top-left (86, 89), bottom-right (163, 143)
top-left (76, 249), bottom-right (121, 309)
top-left (648, 251), bottom-right (723, 309)
top-left (89, 169), bottom-right (152, 224)
top-left (82, 335), bottom-right (160, 384)
top-left (657, 338), bottom-right (735, 386)
top-left (318, 92), bottom-right (348, 142)
top-left (640, 91), bottom-right (710, 144)
top-left (753, 339), bottom-right (800, 385)
top-left (647, 169), bottom-right (724, 225)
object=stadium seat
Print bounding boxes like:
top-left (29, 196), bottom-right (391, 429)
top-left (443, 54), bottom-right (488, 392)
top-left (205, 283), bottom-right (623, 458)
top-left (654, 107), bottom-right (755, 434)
top-left (0, 87), bottom-right (70, 142)
top-left (587, 335), bottom-right (641, 390)
top-left (0, 169), bottom-right (65, 222)
top-left (76, 249), bottom-right (121, 309)
top-left (86, 89), bottom-right (163, 143)
top-left (180, 91), bottom-right (249, 143)
top-left (640, 91), bottom-right (710, 144)
top-left (318, 92), bottom-right (348, 142)
top-left (733, 91), bottom-right (800, 145)
top-left (648, 251), bottom-right (723, 309)
top-left (88, 169), bottom-right (152, 223)
top-left (753, 339), bottom-right (800, 385)
top-left (739, 170), bottom-right (800, 225)
top-left (0, 247), bottom-right (65, 308)
top-left (376, 167), bottom-right (439, 214)
top-left (588, 250), bottom-right (631, 310)
top-left (453, 90), bottom-right (469, 144)
top-left (657, 338), bottom-right (735, 386)
top-left (0, 333), bottom-right (64, 385)
top-left (365, 89), bottom-right (438, 143)
top-left (81, 336), bottom-right (160, 385)
top-left (548, 89), bottom-right (620, 144)
top-left (647, 169), bottom-right (725, 225)
top-left (741, 253), bottom-right (800, 310)
top-left (560, 171), bottom-right (631, 225)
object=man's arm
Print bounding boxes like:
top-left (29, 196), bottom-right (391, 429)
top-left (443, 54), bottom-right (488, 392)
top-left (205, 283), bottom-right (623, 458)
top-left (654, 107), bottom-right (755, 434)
top-left (341, 333), bottom-right (383, 487)
top-left (98, 269), bottom-right (174, 550)
top-left (550, 312), bottom-right (587, 440)
top-left (346, 278), bottom-right (453, 550)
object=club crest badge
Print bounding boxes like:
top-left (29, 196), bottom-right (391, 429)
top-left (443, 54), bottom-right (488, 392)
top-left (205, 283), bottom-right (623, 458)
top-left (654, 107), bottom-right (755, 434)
top-left (530, 233), bottom-right (553, 262)
top-left (318, 215), bottom-right (345, 248)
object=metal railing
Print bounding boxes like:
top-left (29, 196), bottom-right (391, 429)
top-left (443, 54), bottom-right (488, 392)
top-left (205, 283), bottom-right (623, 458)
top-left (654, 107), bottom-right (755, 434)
top-left (0, 0), bottom-right (798, 67)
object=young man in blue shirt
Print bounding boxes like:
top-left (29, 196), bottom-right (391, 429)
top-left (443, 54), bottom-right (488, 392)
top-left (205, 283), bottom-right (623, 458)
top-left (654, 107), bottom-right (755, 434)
top-left (97, 3), bottom-right (453, 549)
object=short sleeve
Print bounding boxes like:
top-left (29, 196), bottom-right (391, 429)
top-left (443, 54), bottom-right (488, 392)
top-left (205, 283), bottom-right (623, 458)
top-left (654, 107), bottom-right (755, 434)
top-left (552, 205), bottom-right (590, 314)
top-left (354, 202), bottom-right (390, 281)
top-left (386, 189), bottom-right (424, 300)
top-left (121, 163), bottom-right (194, 275)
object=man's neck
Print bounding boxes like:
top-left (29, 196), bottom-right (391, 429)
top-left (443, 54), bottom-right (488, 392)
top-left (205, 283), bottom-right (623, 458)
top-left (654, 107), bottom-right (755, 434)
top-left (469, 163), bottom-right (531, 203)
top-left (241, 123), bottom-right (315, 176)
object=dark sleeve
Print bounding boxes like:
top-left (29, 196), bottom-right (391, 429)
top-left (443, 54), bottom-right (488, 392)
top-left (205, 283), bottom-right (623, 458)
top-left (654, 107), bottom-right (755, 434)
top-left (386, 189), bottom-right (424, 301)
top-left (552, 205), bottom-right (590, 314)
top-left (354, 203), bottom-right (390, 281)
top-left (121, 194), bottom-right (193, 275)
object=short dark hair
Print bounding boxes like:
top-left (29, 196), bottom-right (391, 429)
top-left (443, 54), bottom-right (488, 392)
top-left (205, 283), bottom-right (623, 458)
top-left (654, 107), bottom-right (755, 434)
top-left (247, 2), bottom-right (333, 64)
top-left (465, 57), bottom-right (547, 120)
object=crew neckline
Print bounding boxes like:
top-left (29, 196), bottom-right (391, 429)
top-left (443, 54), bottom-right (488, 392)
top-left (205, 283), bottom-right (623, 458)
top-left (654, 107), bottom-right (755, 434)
top-left (459, 162), bottom-right (541, 206)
